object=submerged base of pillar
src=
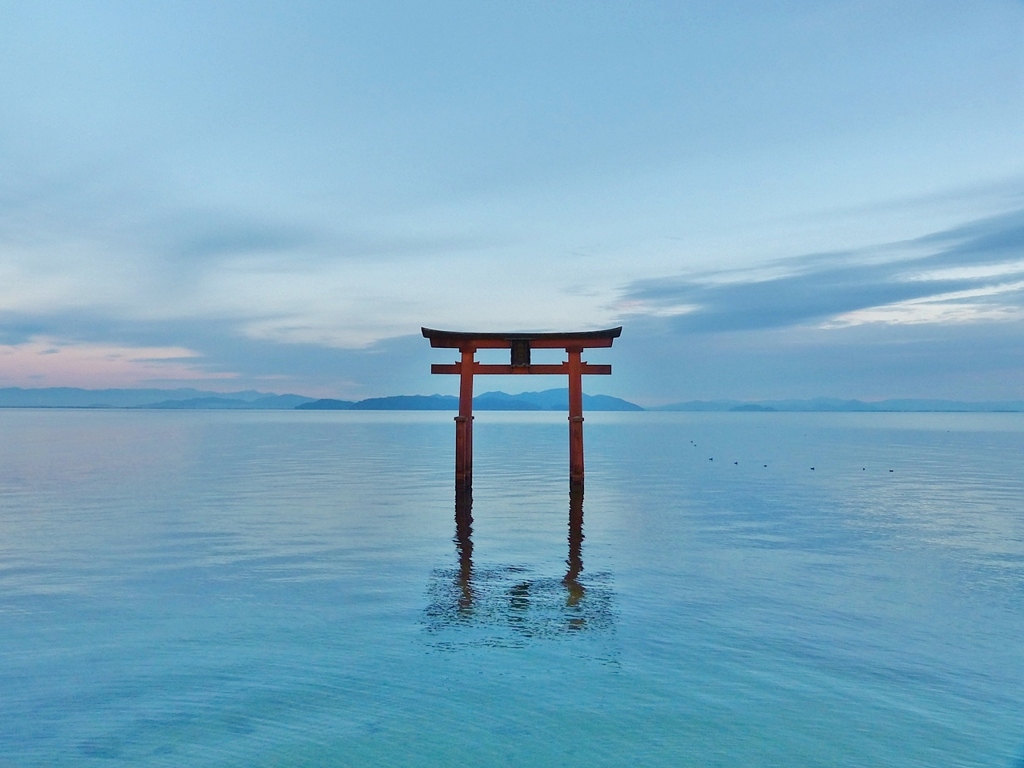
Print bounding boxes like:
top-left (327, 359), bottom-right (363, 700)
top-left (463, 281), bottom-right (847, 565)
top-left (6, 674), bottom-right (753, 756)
top-left (568, 414), bottom-right (584, 487)
top-left (454, 415), bottom-right (473, 489)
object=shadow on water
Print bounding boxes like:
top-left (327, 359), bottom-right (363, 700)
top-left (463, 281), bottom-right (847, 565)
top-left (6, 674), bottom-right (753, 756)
top-left (424, 486), bottom-right (614, 647)
top-left (565, 484), bottom-right (585, 607)
top-left (454, 486), bottom-right (475, 613)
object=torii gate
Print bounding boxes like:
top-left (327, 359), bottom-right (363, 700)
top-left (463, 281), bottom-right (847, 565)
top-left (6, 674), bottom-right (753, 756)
top-left (422, 327), bottom-right (622, 489)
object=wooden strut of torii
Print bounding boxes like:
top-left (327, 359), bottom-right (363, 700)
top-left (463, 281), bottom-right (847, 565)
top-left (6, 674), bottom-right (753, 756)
top-left (422, 326), bottom-right (622, 490)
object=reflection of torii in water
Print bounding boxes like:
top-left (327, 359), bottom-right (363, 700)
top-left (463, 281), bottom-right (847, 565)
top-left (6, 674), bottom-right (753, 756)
top-left (454, 489), bottom-right (475, 612)
top-left (453, 487), bottom-right (587, 611)
top-left (424, 487), bottom-right (613, 640)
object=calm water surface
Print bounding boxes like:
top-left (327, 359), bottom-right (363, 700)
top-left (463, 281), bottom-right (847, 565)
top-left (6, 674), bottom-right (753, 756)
top-left (1, 410), bottom-right (1022, 767)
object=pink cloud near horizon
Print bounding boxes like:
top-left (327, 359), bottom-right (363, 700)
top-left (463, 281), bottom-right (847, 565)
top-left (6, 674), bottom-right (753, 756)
top-left (0, 337), bottom-right (238, 389)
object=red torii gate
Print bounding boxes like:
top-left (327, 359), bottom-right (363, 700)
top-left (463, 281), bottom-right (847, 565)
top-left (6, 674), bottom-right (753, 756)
top-left (422, 327), bottom-right (622, 489)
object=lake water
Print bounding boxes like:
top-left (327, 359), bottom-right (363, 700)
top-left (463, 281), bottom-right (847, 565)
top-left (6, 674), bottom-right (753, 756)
top-left (1, 409), bottom-right (1023, 767)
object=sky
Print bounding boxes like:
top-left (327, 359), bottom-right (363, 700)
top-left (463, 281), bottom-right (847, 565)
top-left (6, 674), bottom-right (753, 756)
top-left (1, 1), bottom-right (1022, 405)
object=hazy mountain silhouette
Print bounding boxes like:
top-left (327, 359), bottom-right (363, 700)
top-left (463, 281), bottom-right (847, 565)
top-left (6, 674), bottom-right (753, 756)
top-left (141, 394), bottom-right (314, 409)
top-left (298, 389), bottom-right (642, 411)
top-left (0, 387), bottom-right (313, 409)
top-left (5, 386), bottom-right (1020, 412)
top-left (654, 398), bottom-right (1024, 412)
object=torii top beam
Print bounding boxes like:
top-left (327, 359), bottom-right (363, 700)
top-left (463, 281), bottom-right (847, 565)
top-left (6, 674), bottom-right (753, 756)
top-left (421, 327), bottom-right (622, 349)
top-left (422, 327), bottom-right (621, 375)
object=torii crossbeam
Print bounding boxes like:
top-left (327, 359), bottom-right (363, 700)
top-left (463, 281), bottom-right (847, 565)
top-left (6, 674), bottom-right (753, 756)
top-left (422, 327), bottom-right (622, 489)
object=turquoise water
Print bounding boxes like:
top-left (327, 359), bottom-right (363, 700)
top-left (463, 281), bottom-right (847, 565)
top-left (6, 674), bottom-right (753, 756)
top-left (1, 409), bottom-right (1022, 767)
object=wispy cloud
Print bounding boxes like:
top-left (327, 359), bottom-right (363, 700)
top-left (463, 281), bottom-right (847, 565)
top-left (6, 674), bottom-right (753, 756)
top-left (153, 211), bottom-right (319, 262)
top-left (0, 336), bottom-right (231, 389)
top-left (617, 209), bottom-right (1024, 333)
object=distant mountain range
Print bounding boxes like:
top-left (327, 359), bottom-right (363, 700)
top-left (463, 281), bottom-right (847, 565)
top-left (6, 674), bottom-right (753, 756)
top-left (2, 387), bottom-right (1022, 412)
top-left (296, 389), bottom-right (643, 411)
top-left (141, 394), bottom-right (314, 409)
top-left (652, 398), bottom-right (1024, 412)
top-left (0, 387), bottom-right (308, 409)
top-left (0, 386), bottom-right (641, 411)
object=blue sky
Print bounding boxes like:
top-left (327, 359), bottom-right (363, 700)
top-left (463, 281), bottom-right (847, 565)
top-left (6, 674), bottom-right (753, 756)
top-left (1, 1), bottom-right (1022, 404)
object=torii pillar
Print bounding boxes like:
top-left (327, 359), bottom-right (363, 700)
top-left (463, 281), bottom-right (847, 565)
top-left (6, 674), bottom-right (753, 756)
top-left (422, 327), bottom-right (622, 489)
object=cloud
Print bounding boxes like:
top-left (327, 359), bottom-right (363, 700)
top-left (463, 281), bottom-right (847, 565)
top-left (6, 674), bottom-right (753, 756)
top-left (0, 336), bottom-right (230, 389)
top-left (154, 211), bottom-right (318, 262)
top-left (0, 309), bottom-right (440, 397)
top-left (611, 314), bottom-right (1024, 404)
top-left (0, 172), bottom-right (505, 348)
top-left (617, 209), bottom-right (1024, 333)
